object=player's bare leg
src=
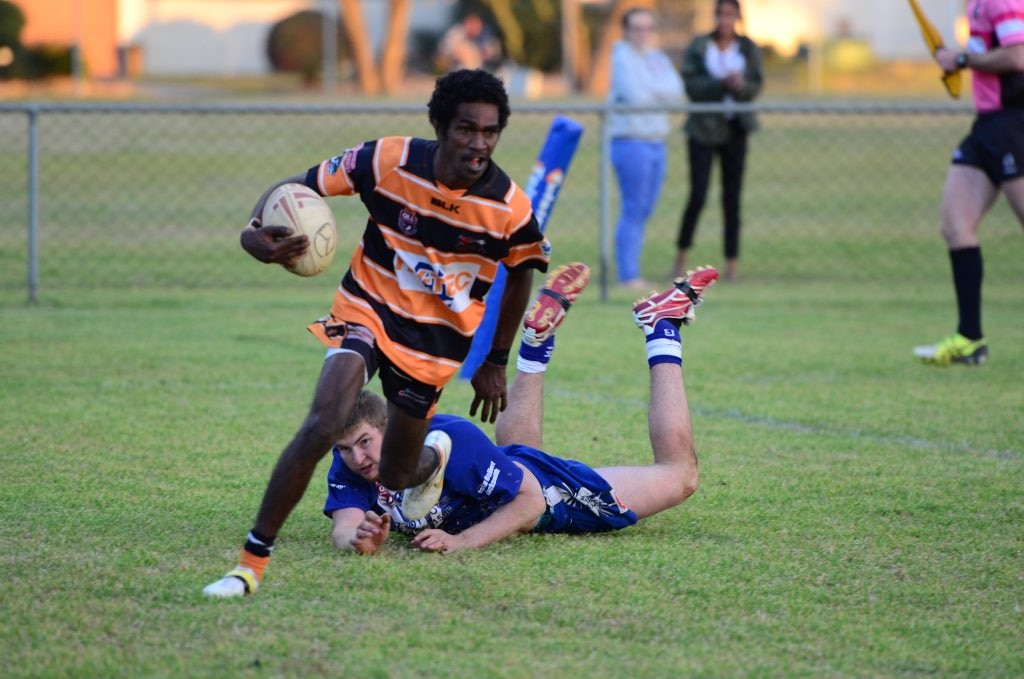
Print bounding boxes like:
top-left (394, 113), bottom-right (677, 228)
top-left (378, 406), bottom-right (435, 490)
top-left (670, 248), bottom-right (688, 280)
top-left (725, 257), bottom-right (738, 282)
top-left (597, 362), bottom-right (699, 519)
top-left (496, 372), bottom-right (544, 449)
top-left (386, 406), bottom-right (450, 521)
top-left (496, 263), bottom-right (591, 450)
top-left (1003, 176), bottom-right (1024, 227)
top-left (204, 351), bottom-right (366, 597)
top-left (255, 356), bottom-right (366, 529)
top-left (597, 267), bottom-right (717, 519)
top-left (940, 165), bottom-right (996, 249)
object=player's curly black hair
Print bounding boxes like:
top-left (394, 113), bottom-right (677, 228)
top-left (427, 68), bottom-right (511, 132)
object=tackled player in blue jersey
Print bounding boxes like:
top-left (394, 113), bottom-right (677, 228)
top-left (325, 264), bottom-right (719, 554)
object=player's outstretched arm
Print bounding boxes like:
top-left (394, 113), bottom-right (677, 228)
top-left (331, 508), bottom-right (391, 555)
top-left (411, 464), bottom-right (546, 553)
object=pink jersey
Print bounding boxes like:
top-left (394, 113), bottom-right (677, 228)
top-left (967, 0), bottom-right (1024, 112)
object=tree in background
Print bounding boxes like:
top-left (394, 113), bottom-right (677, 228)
top-left (0, 0), bottom-right (24, 79)
top-left (442, 0), bottom-right (697, 94)
top-left (267, 9), bottom-right (349, 86)
top-left (333, 0), bottom-right (699, 96)
top-left (0, 0), bottom-right (73, 80)
top-left (450, 0), bottom-right (560, 73)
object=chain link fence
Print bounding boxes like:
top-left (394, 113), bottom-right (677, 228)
top-left (1, 101), bottom-right (1020, 301)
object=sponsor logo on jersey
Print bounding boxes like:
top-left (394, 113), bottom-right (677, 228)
top-left (477, 461), bottom-right (500, 496)
top-left (342, 143), bottom-right (363, 173)
top-left (398, 208), bottom-right (419, 236)
top-left (326, 155), bottom-right (342, 175)
top-left (375, 483), bottom-right (396, 503)
top-left (556, 483), bottom-right (616, 518)
top-left (394, 254), bottom-right (479, 312)
top-left (454, 234), bottom-right (487, 254)
top-left (430, 196), bottom-right (460, 214)
top-left (397, 387), bottom-right (430, 408)
top-left (1003, 153), bottom-right (1018, 177)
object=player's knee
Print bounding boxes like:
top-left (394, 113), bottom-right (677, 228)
top-left (377, 459), bottom-right (414, 490)
top-left (666, 461), bottom-right (699, 506)
top-left (297, 411), bottom-right (344, 455)
top-left (940, 215), bottom-right (976, 247)
top-left (679, 464), bottom-right (699, 501)
top-left (939, 220), bottom-right (958, 244)
top-left (651, 462), bottom-right (700, 510)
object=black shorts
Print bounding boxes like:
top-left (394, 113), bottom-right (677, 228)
top-left (951, 110), bottom-right (1024, 186)
top-left (326, 323), bottom-right (443, 420)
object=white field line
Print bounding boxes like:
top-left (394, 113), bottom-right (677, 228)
top-left (547, 387), bottom-right (1023, 461)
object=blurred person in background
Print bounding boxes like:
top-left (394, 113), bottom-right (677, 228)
top-left (436, 11), bottom-right (503, 73)
top-left (608, 6), bottom-right (685, 291)
top-left (672, 0), bottom-right (763, 283)
top-left (913, 0), bottom-right (1024, 367)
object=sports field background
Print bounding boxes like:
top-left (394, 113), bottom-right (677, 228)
top-left (1, 102), bottom-right (1021, 676)
top-left (2, 102), bottom-right (1022, 291)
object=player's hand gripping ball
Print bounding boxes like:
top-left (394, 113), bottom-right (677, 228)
top-left (262, 183), bottom-right (338, 277)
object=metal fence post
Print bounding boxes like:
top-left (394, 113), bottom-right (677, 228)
top-left (27, 105), bottom-right (39, 304)
top-left (598, 99), bottom-right (612, 302)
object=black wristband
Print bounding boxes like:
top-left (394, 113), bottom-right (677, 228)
top-left (247, 217), bottom-right (262, 229)
top-left (485, 347), bottom-right (510, 366)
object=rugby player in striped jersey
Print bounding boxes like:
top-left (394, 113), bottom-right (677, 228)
top-left (205, 69), bottom-right (550, 597)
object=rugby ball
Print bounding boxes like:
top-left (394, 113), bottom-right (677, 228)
top-left (262, 183), bottom-right (337, 277)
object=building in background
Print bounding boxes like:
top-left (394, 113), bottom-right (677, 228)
top-left (10, 0), bottom-right (453, 79)
top-left (735, 0), bottom-right (964, 60)
top-left (17, 0), bottom-right (119, 78)
top-left (9, 0), bottom-right (965, 81)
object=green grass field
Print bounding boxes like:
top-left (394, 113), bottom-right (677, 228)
top-left (1, 106), bottom-right (1022, 676)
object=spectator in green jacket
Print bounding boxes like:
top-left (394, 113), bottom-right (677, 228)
top-left (672, 0), bottom-right (763, 283)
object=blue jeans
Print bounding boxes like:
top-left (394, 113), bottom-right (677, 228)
top-left (612, 138), bottom-right (667, 283)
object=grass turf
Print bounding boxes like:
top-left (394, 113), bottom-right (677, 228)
top-left (1, 274), bottom-right (1021, 676)
top-left (1, 104), bottom-right (1021, 676)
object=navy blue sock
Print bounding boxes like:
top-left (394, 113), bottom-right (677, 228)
top-left (950, 247), bottom-right (983, 340)
top-left (245, 529), bottom-right (276, 557)
top-left (517, 336), bottom-right (556, 373)
top-left (645, 319), bottom-right (682, 367)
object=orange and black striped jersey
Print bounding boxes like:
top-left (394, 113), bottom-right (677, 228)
top-left (305, 136), bottom-right (550, 387)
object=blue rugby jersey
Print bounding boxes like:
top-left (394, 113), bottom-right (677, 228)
top-left (323, 414), bottom-right (525, 534)
top-left (324, 414), bottom-right (638, 537)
